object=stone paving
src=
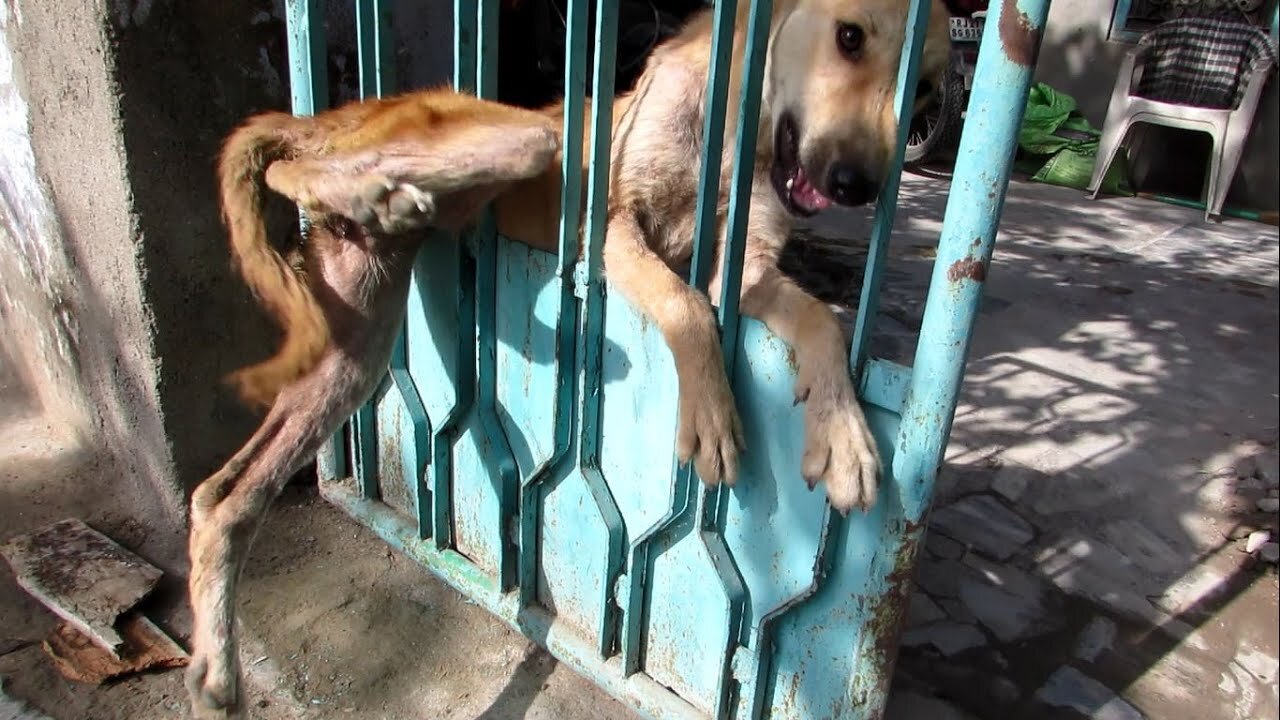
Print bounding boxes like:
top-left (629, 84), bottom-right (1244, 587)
top-left (788, 170), bottom-right (1280, 720)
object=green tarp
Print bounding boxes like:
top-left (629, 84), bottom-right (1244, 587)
top-left (1018, 82), bottom-right (1134, 197)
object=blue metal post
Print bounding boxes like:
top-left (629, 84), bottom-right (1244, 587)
top-left (516, 0), bottom-right (592, 606)
top-left (620, 1), bottom-right (746, 676)
top-left (454, 0), bottom-right (477, 92)
top-left (425, 0), bottom-right (482, 553)
top-left (698, 2), bottom-right (776, 716)
top-left (577, 0), bottom-right (628, 658)
top-left (714, 0), bottom-right (773, 364)
top-left (470, 0), bottom-right (522, 589)
top-left (894, 0), bottom-right (1049, 522)
top-left (688, 0), bottom-right (740, 290)
top-left (285, 0), bottom-right (348, 485)
top-left (285, 0), bottom-right (328, 116)
top-left (356, 0), bottom-right (396, 98)
top-left (345, 0), bottom-right (404, 506)
top-left (850, 0), bottom-right (935, 376)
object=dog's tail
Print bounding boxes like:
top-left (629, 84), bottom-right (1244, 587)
top-left (218, 111), bottom-right (329, 411)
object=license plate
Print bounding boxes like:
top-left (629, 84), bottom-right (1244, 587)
top-left (949, 17), bottom-right (984, 41)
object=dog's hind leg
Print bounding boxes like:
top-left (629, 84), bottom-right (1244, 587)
top-left (185, 105), bottom-right (562, 718)
top-left (602, 212), bottom-right (745, 486)
top-left (186, 345), bottom-right (386, 720)
top-left (264, 121), bottom-right (562, 236)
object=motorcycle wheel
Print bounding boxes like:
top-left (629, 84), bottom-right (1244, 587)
top-left (903, 53), bottom-right (965, 166)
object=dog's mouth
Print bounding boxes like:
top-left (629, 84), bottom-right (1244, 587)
top-left (771, 112), bottom-right (832, 218)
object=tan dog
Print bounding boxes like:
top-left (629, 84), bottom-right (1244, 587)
top-left (186, 1), bottom-right (950, 717)
top-left (498, 0), bottom-right (952, 510)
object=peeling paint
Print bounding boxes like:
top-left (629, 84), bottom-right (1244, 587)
top-left (998, 0), bottom-right (1042, 67)
top-left (863, 525), bottom-right (924, 706)
top-left (946, 257), bottom-right (987, 283)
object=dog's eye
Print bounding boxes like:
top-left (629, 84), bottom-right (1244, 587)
top-left (836, 22), bottom-right (865, 60)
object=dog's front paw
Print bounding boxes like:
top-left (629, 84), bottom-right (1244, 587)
top-left (185, 653), bottom-right (247, 720)
top-left (800, 384), bottom-right (881, 514)
top-left (347, 175), bottom-right (437, 234)
top-left (675, 371), bottom-right (745, 486)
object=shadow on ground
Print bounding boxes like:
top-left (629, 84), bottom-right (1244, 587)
top-left (786, 170), bottom-right (1279, 720)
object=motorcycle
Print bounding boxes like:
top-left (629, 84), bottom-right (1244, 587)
top-left (903, 0), bottom-right (989, 165)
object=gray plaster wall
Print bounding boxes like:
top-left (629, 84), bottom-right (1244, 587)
top-left (0, 0), bottom-right (456, 570)
top-left (0, 0), bottom-right (293, 569)
top-left (1033, 0), bottom-right (1279, 211)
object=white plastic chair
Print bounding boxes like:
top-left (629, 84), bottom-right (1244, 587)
top-left (1087, 17), bottom-right (1277, 220)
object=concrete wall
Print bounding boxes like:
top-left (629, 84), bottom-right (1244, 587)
top-left (1033, 0), bottom-right (1279, 211)
top-left (0, 0), bottom-right (457, 569)
top-left (0, 0), bottom-right (292, 569)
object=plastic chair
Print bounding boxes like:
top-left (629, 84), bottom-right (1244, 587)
top-left (1087, 17), bottom-right (1277, 220)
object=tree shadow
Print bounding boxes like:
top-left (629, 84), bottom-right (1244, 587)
top-left (785, 169), bottom-right (1278, 719)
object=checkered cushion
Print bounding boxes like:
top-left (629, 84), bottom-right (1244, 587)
top-left (1134, 17), bottom-right (1277, 109)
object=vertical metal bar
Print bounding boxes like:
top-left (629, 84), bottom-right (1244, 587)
top-left (357, 0), bottom-right (397, 98)
top-left (894, 0), bottom-right (1049, 522)
top-left (454, 0), bottom-right (478, 92)
top-left (688, 0), bottom-right (740, 290)
top-left (714, 0), bottom-right (772, 373)
top-left (517, 0), bottom-right (592, 606)
top-left (475, 0), bottom-right (498, 99)
top-left (623, 0), bottom-right (745, 675)
top-left (1107, 0), bottom-right (1135, 42)
top-left (470, 0), bottom-right (521, 589)
top-left (387, 335), bottom-right (432, 540)
top-left (353, 400), bottom-right (380, 499)
top-left (849, 0), bottom-right (933, 377)
top-left (432, 261), bottom-right (476, 551)
top-left (286, 0), bottom-right (328, 116)
top-left (367, 0), bottom-right (431, 536)
top-left (345, 0), bottom-right (402, 510)
top-left (285, 0), bottom-right (346, 483)
top-left (558, 0), bottom-right (590, 277)
top-left (696, 4), bottom-right (775, 715)
top-left (578, 0), bottom-right (627, 659)
top-left (431, 0), bottom-right (482, 551)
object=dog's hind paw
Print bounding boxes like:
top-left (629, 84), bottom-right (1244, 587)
top-left (186, 654), bottom-right (247, 720)
top-left (800, 386), bottom-right (881, 514)
top-left (348, 176), bottom-right (438, 235)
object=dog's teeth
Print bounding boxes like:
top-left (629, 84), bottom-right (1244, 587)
top-left (786, 178), bottom-right (794, 191)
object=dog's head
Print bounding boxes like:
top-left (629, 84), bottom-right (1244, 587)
top-left (765, 0), bottom-right (951, 216)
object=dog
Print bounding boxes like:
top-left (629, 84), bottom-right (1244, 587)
top-left (186, 1), bottom-right (950, 716)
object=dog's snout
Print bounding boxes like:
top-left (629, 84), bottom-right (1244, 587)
top-left (827, 163), bottom-right (879, 207)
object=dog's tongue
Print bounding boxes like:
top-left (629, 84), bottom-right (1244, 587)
top-left (790, 168), bottom-right (832, 212)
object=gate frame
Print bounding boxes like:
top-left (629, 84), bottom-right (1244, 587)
top-left (280, 0), bottom-right (1052, 716)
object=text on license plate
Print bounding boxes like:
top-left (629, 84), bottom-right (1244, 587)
top-left (949, 18), bottom-right (984, 41)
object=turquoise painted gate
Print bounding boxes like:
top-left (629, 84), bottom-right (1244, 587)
top-left (285, 0), bottom-right (1050, 716)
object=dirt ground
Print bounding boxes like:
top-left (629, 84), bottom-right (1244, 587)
top-left (0, 449), bottom-right (635, 720)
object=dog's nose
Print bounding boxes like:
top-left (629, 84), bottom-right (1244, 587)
top-left (827, 163), bottom-right (879, 206)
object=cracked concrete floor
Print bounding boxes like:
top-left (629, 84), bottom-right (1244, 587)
top-left (2, 173), bottom-right (1277, 719)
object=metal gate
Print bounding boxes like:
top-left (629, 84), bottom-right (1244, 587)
top-left (285, 0), bottom-right (1049, 716)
